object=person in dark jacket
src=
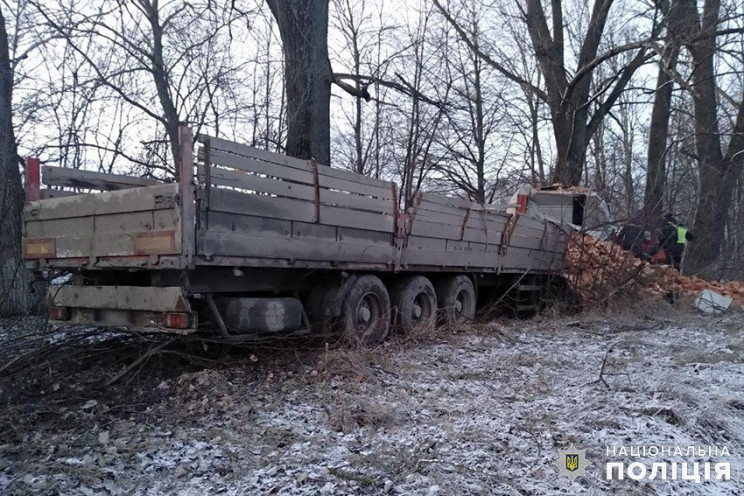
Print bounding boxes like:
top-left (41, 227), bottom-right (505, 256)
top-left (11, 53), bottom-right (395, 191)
top-left (659, 214), bottom-right (694, 270)
top-left (616, 224), bottom-right (643, 256)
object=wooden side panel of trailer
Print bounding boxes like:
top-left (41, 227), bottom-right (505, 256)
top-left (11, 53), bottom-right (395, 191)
top-left (23, 130), bottom-right (568, 276)
top-left (196, 136), bottom-right (398, 267)
top-left (23, 183), bottom-right (182, 264)
top-left (402, 191), bottom-right (567, 273)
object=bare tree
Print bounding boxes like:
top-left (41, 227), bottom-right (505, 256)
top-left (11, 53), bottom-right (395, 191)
top-left (266, 0), bottom-right (334, 165)
top-left (0, 4), bottom-right (31, 314)
top-left (36, 0), bottom-right (247, 177)
top-left (388, 7), bottom-right (451, 207)
top-left (330, 0), bottom-right (394, 176)
top-left (644, 0), bottom-right (686, 226)
top-left (435, 0), bottom-right (655, 186)
top-left (434, 1), bottom-right (510, 203)
top-left (676, 0), bottom-right (744, 276)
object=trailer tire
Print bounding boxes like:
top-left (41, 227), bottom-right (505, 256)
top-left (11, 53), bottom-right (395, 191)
top-left (390, 276), bottom-right (437, 334)
top-left (436, 275), bottom-right (476, 326)
top-left (340, 275), bottom-right (391, 345)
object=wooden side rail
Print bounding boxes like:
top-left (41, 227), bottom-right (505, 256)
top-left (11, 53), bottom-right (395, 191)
top-left (24, 157), bottom-right (162, 201)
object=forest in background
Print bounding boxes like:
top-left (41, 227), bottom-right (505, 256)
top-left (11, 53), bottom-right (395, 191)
top-left (1, 0), bottom-right (743, 314)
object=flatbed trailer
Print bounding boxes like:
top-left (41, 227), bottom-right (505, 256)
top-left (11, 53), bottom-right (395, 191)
top-left (23, 127), bottom-right (568, 342)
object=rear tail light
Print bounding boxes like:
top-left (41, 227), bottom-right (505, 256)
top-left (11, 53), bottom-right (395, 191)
top-left (49, 306), bottom-right (70, 321)
top-left (162, 312), bottom-right (190, 329)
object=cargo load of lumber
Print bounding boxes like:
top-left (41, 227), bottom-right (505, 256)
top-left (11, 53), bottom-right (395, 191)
top-left (563, 234), bottom-right (744, 307)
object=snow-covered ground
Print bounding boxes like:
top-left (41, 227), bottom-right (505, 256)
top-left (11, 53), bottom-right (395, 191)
top-left (1, 307), bottom-right (743, 495)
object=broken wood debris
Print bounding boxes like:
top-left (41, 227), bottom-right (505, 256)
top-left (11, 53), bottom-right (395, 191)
top-left (563, 234), bottom-right (744, 307)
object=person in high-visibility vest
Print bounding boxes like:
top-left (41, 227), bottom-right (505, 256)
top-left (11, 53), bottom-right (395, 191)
top-left (659, 214), bottom-right (695, 270)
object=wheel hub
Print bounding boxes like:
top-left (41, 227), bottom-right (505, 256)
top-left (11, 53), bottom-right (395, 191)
top-left (413, 303), bottom-right (422, 319)
top-left (358, 304), bottom-right (372, 324)
top-left (454, 298), bottom-right (463, 313)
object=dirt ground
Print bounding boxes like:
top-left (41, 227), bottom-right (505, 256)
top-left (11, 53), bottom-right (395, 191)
top-left (1, 302), bottom-right (743, 495)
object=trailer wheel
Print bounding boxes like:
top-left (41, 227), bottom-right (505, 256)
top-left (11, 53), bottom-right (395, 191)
top-left (390, 276), bottom-right (437, 334)
top-left (436, 275), bottom-right (476, 325)
top-left (340, 275), bottom-right (391, 345)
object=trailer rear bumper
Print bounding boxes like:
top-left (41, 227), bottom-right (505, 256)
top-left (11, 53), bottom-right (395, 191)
top-left (47, 285), bottom-right (196, 334)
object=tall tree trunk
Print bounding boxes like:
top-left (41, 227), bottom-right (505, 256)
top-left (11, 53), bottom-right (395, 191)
top-left (643, 50), bottom-right (678, 225)
top-left (144, 1), bottom-right (181, 175)
top-left (0, 7), bottom-right (31, 315)
top-left (643, 0), bottom-right (684, 226)
top-left (678, 0), bottom-right (744, 277)
top-left (267, 0), bottom-right (333, 166)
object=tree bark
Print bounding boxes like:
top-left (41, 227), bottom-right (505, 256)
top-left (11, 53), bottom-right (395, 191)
top-left (141, 0), bottom-right (182, 176)
top-left (523, 0), bottom-right (649, 186)
top-left (643, 51), bottom-right (678, 224)
top-left (643, 0), bottom-right (684, 226)
top-left (677, 0), bottom-right (744, 277)
top-left (266, 0), bottom-right (333, 166)
top-left (0, 7), bottom-right (31, 315)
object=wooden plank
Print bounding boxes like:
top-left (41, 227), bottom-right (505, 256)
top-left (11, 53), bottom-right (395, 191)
top-left (198, 231), bottom-right (395, 265)
top-left (418, 194), bottom-right (511, 223)
top-left (93, 211), bottom-right (154, 234)
top-left (417, 197), bottom-right (471, 216)
top-left (207, 211), bottom-right (291, 238)
top-left (209, 150), bottom-right (314, 185)
top-left (292, 221), bottom-right (337, 241)
top-left (446, 240), bottom-right (470, 253)
top-left (23, 183), bottom-right (179, 221)
top-left (207, 144), bottom-right (392, 199)
top-left (42, 165), bottom-right (160, 190)
top-left (419, 192), bottom-right (472, 209)
top-left (500, 247), bottom-right (536, 271)
top-left (337, 227), bottom-right (393, 246)
top-left (153, 209), bottom-right (181, 231)
top-left (209, 188), bottom-right (316, 223)
top-left (409, 219), bottom-right (462, 240)
top-left (318, 173), bottom-right (393, 200)
top-left (51, 285), bottom-right (189, 312)
top-left (507, 234), bottom-right (544, 251)
top-left (511, 223), bottom-right (552, 241)
top-left (462, 227), bottom-right (502, 244)
top-left (204, 135), bottom-right (393, 191)
top-left (42, 189), bottom-right (78, 199)
top-left (467, 241), bottom-right (502, 256)
top-left (484, 209), bottom-right (511, 221)
top-left (467, 228), bottom-right (506, 244)
top-left (208, 157), bottom-right (393, 209)
top-left (465, 212), bottom-right (507, 235)
top-left (25, 216), bottom-right (94, 238)
top-left (320, 188), bottom-right (393, 213)
top-left (318, 164), bottom-right (394, 190)
top-left (406, 236), bottom-right (447, 251)
top-left (210, 167), bottom-right (316, 202)
top-left (319, 205), bottom-right (394, 232)
top-left (203, 135), bottom-right (314, 172)
top-left (412, 208), bottom-right (466, 226)
top-left (517, 214), bottom-right (554, 230)
top-left (210, 189), bottom-right (394, 233)
top-left (401, 248), bottom-right (500, 269)
top-left (50, 230), bottom-right (179, 258)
